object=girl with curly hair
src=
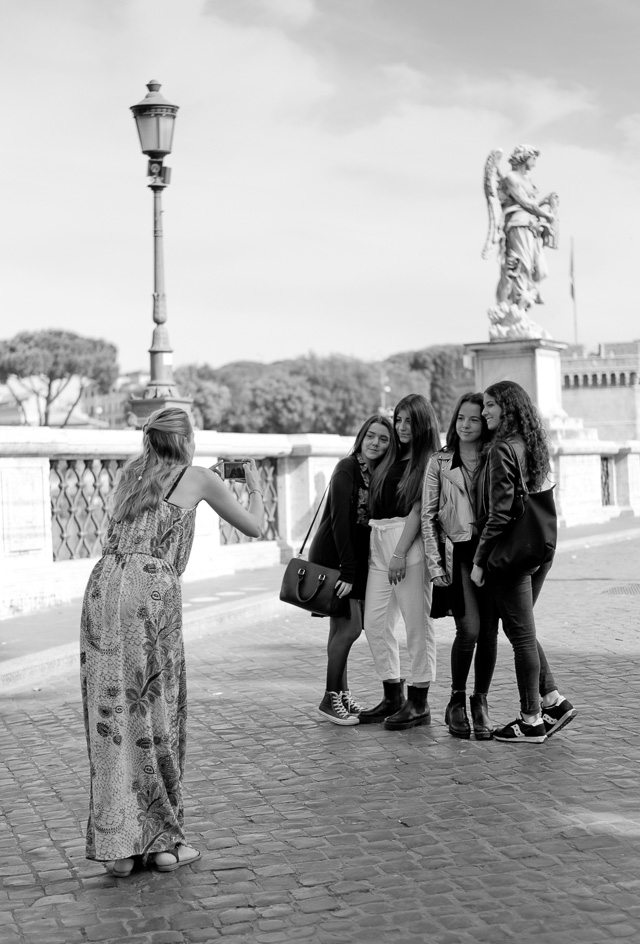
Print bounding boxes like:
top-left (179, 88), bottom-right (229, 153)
top-left (471, 382), bottom-right (576, 743)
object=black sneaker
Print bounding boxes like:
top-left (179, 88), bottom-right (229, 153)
top-left (341, 690), bottom-right (364, 714)
top-left (318, 692), bottom-right (359, 726)
top-left (541, 697), bottom-right (576, 737)
top-left (494, 717), bottom-right (547, 744)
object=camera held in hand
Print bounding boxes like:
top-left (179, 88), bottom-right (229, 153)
top-left (222, 460), bottom-right (246, 482)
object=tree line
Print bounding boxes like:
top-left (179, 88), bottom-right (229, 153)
top-left (175, 347), bottom-right (474, 435)
top-left (0, 329), bottom-right (475, 433)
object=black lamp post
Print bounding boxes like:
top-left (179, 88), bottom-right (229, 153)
top-left (128, 80), bottom-right (192, 425)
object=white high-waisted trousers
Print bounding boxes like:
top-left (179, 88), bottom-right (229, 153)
top-left (363, 516), bottom-right (436, 684)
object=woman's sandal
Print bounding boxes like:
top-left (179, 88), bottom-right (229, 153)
top-left (105, 858), bottom-right (135, 877)
top-left (154, 844), bottom-right (201, 872)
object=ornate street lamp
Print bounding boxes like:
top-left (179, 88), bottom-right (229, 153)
top-left (128, 80), bottom-right (192, 425)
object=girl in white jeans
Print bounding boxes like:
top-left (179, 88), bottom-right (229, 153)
top-left (359, 394), bottom-right (440, 730)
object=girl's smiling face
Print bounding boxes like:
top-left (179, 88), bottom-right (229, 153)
top-left (395, 409), bottom-right (412, 447)
top-left (456, 402), bottom-right (483, 444)
top-left (360, 422), bottom-right (391, 465)
top-left (482, 394), bottom-right (502, 432)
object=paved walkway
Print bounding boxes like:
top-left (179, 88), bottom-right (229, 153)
top-left (1, 523), bottom-right (640, 942)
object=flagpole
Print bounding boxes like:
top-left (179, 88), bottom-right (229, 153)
top-left (570, 237), bottom-right (578, 345)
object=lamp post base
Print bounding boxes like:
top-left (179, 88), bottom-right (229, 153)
top-left (127, 392), bottom-right (194, 428)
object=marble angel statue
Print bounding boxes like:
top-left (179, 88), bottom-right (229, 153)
top-left (482, 145), bottom-right (559, 340)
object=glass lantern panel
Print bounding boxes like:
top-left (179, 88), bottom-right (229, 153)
top-left (135, 114), bottom-right (175, 155)
top-left (135, 114), bottom-right (158, 154)
top-left (158, 117), bottom-right (175, 153)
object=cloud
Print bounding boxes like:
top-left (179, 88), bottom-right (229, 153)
top-left (617, 113), bottom-right (640, 152)
top-left (381, 65), bottom-right (597, 134)
top-left (259, 0), bottom-right (316, 26)
top-left (0, 0), bottom-right (637, 374)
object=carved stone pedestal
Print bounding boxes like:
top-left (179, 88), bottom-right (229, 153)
top-left (465, 338), bottom-right (568, 421)
top-left (128, 393), bottom-right (194, 428)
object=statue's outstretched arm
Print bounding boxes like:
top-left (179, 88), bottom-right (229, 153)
top-left (502, 173), bottom-right (554, 221)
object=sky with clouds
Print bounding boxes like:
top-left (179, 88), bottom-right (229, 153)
top-left (1, 0), bottom-right (639, 372)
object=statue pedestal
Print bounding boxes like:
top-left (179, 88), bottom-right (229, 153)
top-left (465, 338), bottom-right (568, 423)
top-left (128, 393), bottom-right (194, 428)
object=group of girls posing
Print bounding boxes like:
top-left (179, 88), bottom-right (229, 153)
top-left (310, 382), bottom-right (576, 745)
top-left (81, 385), bottom-right (577, 879)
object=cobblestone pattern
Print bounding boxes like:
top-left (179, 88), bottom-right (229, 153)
top-left (2, 539), bottom-right (640, 944)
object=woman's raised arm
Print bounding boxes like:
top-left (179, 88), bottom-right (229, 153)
top-left (195, 460), bottom-right (264, 538)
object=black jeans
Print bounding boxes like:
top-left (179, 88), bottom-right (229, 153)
top-left (450, 561), bottom-right (499, 695)
top-left (487, 562), bottom-right (557, 715)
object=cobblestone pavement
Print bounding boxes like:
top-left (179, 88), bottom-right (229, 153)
top-left (1, 537), bottom-right (640, 944)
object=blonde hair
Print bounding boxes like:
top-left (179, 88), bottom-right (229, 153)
top-left (111, 408), bottom-right (193, 522)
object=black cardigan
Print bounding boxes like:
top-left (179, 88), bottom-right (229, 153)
top-left (308, 455), bottom-right (370, 600)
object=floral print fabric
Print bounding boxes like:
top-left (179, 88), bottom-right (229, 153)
top-left (80, 495), bottom-right (196, 862)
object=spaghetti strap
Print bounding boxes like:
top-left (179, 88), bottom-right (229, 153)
top-left (165, 466), bottom-right (189, 501)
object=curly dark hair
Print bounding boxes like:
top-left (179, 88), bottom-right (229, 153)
top-left (484, 381), bottom-right (550, 490)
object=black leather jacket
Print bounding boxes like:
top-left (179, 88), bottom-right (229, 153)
top-left (473, 437), bottom-right (527, 569)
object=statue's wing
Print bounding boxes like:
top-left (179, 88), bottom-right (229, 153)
top-left (481, 148), bottom-right (504, 260)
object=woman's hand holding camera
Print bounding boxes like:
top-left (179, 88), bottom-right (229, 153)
top-left (243, 459), bottom-right (262, 495)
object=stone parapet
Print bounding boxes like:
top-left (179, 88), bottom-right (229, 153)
top-left (1, 427), bottom-right (639, 617)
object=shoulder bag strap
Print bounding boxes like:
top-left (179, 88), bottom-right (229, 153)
top-left (298, 484), bottom-right (330, 555)
top-left (505, 441), bottom-right (529, 501)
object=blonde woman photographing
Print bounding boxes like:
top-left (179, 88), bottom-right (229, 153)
top-left (80, 407), bottom-right (263, 877)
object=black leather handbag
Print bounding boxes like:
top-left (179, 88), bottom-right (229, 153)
top-left (279, 488), bottom-right (347, 617)
top-left (486, 443), bottom-right (557, 575)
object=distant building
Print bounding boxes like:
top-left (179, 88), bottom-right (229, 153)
top-left (81, 371), bottom-right (150, 428)
top-left (561, 341), bottom-right (640, 440)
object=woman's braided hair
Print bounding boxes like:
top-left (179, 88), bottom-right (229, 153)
top-left (110, 407), bottom-right (193, 522)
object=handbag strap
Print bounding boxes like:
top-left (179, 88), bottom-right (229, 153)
top-left (505, 440), bottom-right (529, 498)
top-left (298, 485), bottom-right (330, 555)
top-left (298, 457), bottom-right (362, 555)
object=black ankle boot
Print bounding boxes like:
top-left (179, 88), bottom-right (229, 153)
top-left (358, 679), bottom-right (406, 724)
top-left (469, 693), bottom-right (495, 740)
top-left (445, 691), bottom-right (470, 739)
top-left (383, 685), bottom-right (431, 730)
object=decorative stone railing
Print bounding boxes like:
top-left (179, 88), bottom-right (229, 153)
top-left (0, 427), bottom-right (352, 618)
top-left (1, 426), bottom-right (639, 619)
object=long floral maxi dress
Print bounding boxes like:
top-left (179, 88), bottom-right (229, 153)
top-left (80, 488), bottom-right (196, 862)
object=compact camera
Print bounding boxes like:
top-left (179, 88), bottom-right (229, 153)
top-left (222, 460), bottom-right (246, 481)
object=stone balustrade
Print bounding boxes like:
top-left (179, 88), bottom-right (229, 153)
top-left (1, 426), bottom-right (639, 619)
top-left (0, 427), bottom-right (352, 619)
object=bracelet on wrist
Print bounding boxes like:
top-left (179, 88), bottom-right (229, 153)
top-left (392, 553), bottom-right (406, 560)
top-left (248, 488), bottom-right (263, 498)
